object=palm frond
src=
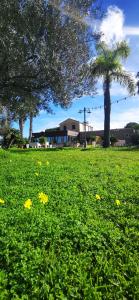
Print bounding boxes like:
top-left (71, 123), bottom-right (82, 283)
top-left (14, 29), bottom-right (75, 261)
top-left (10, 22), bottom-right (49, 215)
top-left (112, 41), bottom-right (130, 60)
top-left (96, 41), bottom-right (109, 58)
top-left (89, 60), bottom-right (108, 78)
top-left (111, 70), bottom-right (136, 94)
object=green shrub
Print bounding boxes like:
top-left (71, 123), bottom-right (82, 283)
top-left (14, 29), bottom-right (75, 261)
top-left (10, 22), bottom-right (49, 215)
top-left (39, 136), bottom-right (46, 145)
top-left (110, 136), bottom-right (118, 145)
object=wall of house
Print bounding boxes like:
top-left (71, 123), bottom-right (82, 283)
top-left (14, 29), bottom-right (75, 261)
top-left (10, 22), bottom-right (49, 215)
top-left (79, 128), bottom-right (137, 145)
top-left (79, 123), bottom-right (85, 132)
top-left (79, 123), bottom-right (93, 132)
top-left (93, 128), bottom-right (136, 142)
top-left (60, 120), bottom-right (93, 132)
top-left (60, 120), bottom-right (80, 132)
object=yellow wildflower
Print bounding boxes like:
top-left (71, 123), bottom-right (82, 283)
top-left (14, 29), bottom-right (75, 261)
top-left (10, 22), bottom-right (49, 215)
top-left (46, 161), bottom-right (49, 166)
top-left (35, 172), bottom-right (39, 176)
top-left (0, 198), bottom-right (5, 204)
top-left (24, 199), bottom-right (32, 209)
top-left (96, 194), bottom-right (101, 200)
top-left (115, 199), bottom-right (121, 206)
top-left (37, 161), bottom-right (42, 166)
top-left (38, 192), bottom-right (48, 204)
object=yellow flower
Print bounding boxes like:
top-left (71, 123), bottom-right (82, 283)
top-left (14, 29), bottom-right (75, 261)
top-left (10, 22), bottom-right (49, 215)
top-left (37, 161), bottom-right (42, 166)
top-left (96, 194), bottom-right (101, 200)
top-left (115, 199), bottom-right (121, 206)
top-left (38, 192), bottom-right (48, 204)
top-left (24, 199), bottom-right (32, 209)
top-left (0, 198), bottom-right (5, 204)
top-left (46, 161), bottom-right (49, 166)
top-left (35, 172), bottom-right (39, 176)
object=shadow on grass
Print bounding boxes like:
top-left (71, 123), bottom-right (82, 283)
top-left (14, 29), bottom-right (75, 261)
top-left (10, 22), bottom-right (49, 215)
top-left (4, 146), bottom-right (139, 154)
top-left (9, 147), bottom-right (82, 154)
top-left (81, 148), bottom-right (97, 151)
top-left (9, 148), bottom-right (63, 154)
top-left (113, 146), bottom-right (139, 151)
top-left (81, 146), bottom-right (139, 152)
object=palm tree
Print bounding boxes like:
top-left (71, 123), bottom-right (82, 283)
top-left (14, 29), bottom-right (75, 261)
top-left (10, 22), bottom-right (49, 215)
top-left (83, 41), bottom-right (135, 147)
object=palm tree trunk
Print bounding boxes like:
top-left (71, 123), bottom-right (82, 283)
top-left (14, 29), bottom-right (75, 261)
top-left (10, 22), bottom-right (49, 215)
top-left (29, 112), bottom-right (33, 142)
top-left (19, 117), bottom-right (24, 138)
top-left (103, 77), bottom-right (111, 148)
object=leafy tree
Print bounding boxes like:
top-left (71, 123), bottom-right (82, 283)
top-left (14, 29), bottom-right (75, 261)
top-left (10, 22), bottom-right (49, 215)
top-left (10, 99), bottom-right (28, 138)
top-left (6, 93), bottom-right (52, 139)
top-left (131, 134), bottom-right (139, 146)
top-left (86, 134), bottom-right (96, 143)
top-left (0, 0), bottom-right (98, 114)
top-left (2, 128), bottom-right (21, 149)
top-left (0, 105), bottom-right (13, 130)
top-left (81, 41), bottom-right (135, 147)
top-left (39, 136), bottom-right (46, 145)
top-left (125, 122), bottom-right (139, 129)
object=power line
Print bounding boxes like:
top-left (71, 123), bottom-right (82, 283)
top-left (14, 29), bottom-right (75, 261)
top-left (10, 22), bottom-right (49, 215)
top-left (91, 93), bottom-right (137, 111)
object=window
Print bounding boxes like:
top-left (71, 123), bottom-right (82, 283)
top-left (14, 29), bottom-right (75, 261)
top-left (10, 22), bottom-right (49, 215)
top-left (64, 136), bottom-right (67, 143)
top-left (63, 126), bottom-right (67, 131)
top-left (72, 124), bottom-right (76, 130)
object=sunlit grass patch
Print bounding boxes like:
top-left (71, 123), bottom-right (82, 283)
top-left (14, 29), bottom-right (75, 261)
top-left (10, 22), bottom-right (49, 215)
top-left (0, 148), bottom-right (139, 299)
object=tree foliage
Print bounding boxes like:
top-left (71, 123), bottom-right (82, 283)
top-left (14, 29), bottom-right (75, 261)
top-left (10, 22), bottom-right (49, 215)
top-left (125, 122), bottom-right (139, 129)
top-left (131, 134), bottom-right (139, 146)
top-left (0, 0), bottom-right (100, 138)
top-left (2, 128), bottom-right (22, 148)
top-left (0, 0), bottom-right (98, 106)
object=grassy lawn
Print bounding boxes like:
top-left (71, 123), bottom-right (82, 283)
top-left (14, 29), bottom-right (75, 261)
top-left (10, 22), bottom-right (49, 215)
top-left (0, 147), bottom-right (139, 299)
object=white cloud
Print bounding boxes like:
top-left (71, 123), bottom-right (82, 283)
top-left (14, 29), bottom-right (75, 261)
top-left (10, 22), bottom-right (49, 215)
top-left (124, 26), bottom-right (139, 36)
top-left (100, 6), bottom-right (125, 45)
top-left (111, 107), bottom-right (139, 128)
top-left (100, 6), bottom-right (139, 46)
top-left (33, 119), bottom-right (60, 132)
top-left (87, 105), bottom-right (139, 131)
top-left (87, 110), bottom-right (104, 130)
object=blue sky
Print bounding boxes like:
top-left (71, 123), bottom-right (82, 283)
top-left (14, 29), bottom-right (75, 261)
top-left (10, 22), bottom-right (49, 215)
top-left (23, 0), bottom-right (139, 137)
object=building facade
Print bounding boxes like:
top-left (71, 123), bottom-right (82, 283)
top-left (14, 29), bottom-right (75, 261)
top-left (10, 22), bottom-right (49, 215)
top-left (32, 118), bottom-right (138, 147)
top-left (32, 118), bottom-right (93, 146)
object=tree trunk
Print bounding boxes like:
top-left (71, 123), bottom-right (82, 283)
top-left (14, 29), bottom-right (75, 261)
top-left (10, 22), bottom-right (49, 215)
top-left (19, 117), bottom-right (24, 138)
top-left (7, 138), bottom-right (15, 149)
top-left (29, 112), bottom-right (33, 142)
top-left (103, 77), bottom-right (111, 148)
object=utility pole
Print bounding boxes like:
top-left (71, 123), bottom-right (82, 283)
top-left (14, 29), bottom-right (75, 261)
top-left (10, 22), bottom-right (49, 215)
top-left (79, 107), bottom-right (91, 148)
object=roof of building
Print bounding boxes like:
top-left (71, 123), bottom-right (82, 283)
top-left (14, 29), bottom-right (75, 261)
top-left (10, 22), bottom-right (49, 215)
top-left (59, 118), bottom-right (93, 128)
top-left (59, 118), bottom-right (81, 125)
top-left (32, 129), bottom-right (79, 138)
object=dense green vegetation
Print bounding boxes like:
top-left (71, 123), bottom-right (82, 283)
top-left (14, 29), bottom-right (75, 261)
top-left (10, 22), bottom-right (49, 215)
top-left (0, 148), bottom-right (139, 299)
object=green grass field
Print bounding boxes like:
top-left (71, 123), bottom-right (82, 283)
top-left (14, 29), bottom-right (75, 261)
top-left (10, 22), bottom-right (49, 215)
top-left (0, 148), bottom-right (139, 300)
